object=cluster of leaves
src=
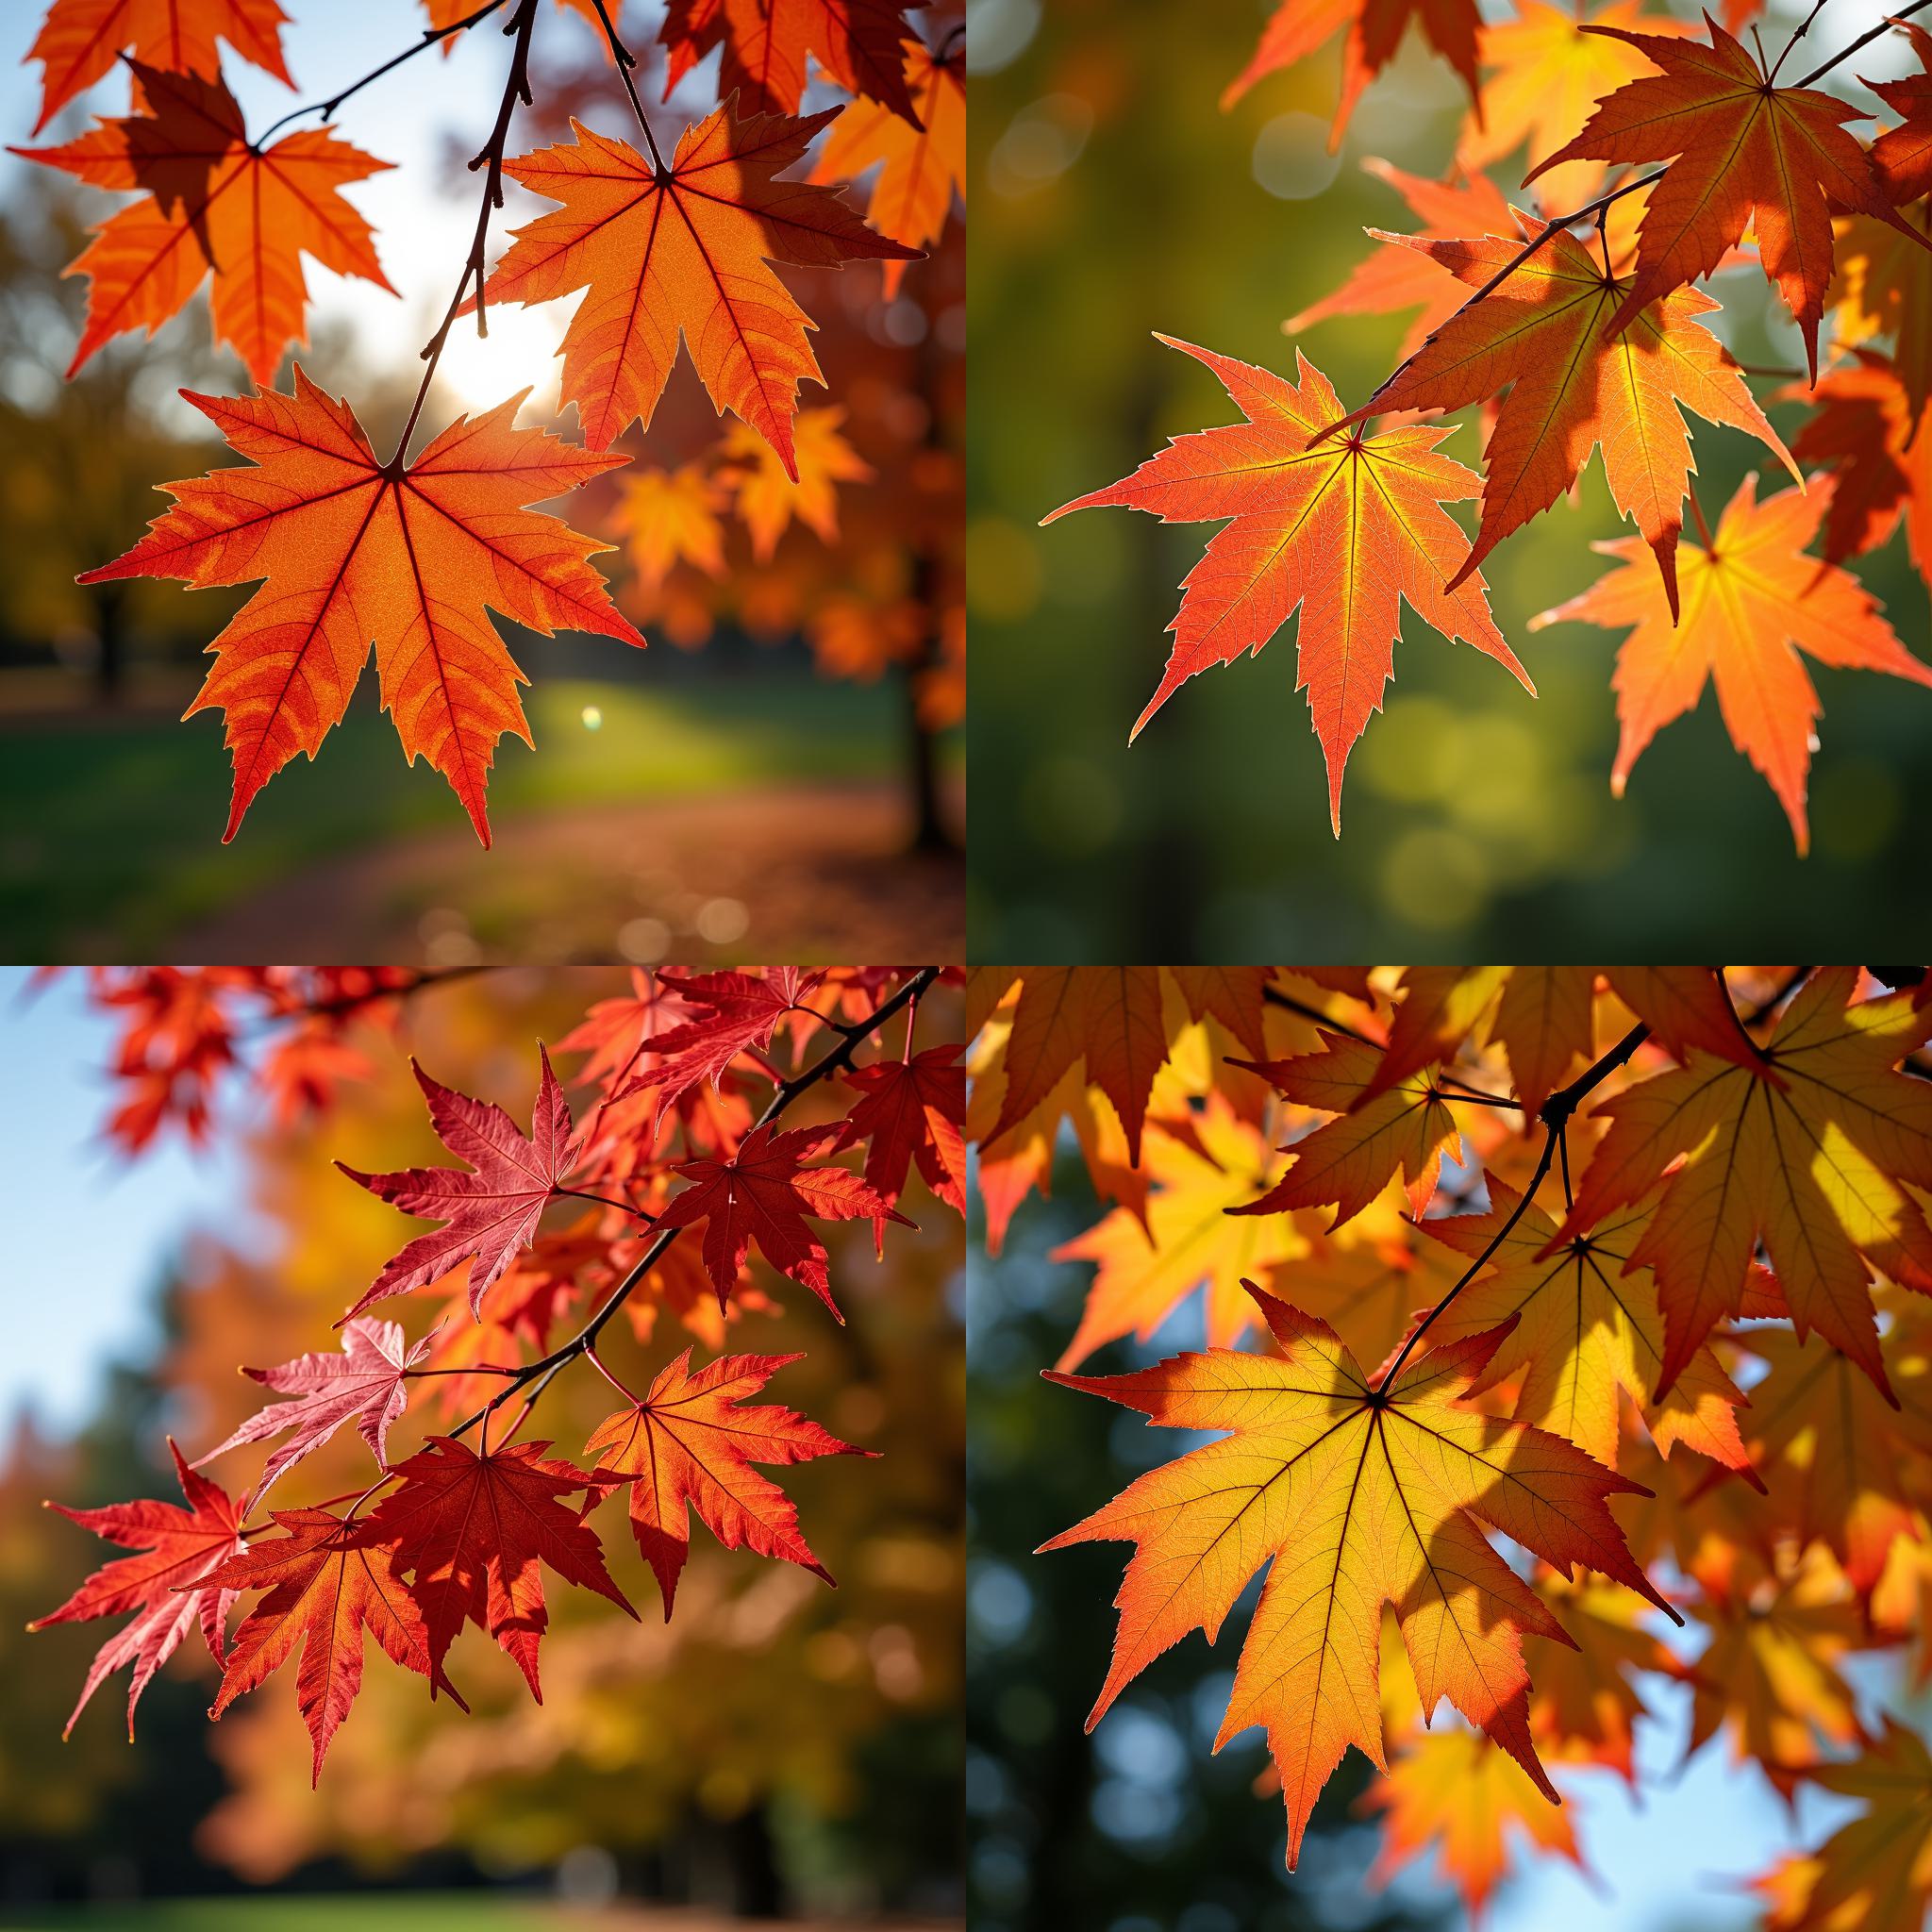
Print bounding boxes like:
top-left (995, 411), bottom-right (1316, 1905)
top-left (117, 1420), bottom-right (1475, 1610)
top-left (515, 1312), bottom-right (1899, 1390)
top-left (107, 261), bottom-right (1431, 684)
top-left (14, 0), bottom-right (965, 843)
top-left (970, 965), bottom-right (1932, 1927)
top-left (1050, 0), bottom-right (1932, 850)
top-left (33, 963), bottom-right (964, 1782)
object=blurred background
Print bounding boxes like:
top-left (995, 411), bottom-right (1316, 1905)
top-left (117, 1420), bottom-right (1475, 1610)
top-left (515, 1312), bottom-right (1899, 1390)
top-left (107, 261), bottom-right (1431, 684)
top-left (966, 1134), bottom-right (1925, 1932)
top-left (0, 0), bottom-right (964, 963)
top-left (0, 967), bottom-right (964, 1929)
top-left (967, 0), bottom-right (1932, 958)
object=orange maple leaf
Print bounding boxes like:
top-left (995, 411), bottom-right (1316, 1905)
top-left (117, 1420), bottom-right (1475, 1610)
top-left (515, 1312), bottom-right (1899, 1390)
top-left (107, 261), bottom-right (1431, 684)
top-left (26, 0), bottom-right (291, 137)
top-left (12, 62), bottom-right (392, 387)
top-left (1223, 0), bottom-right (1480, 150)
top-left (807, 39), bottom-right (964, 292)
top-left (1041, 1285), bottom-right (1673, 1867)
top-left (467, 103), bottom-right (919, 473)
top-left (583, 1347), bottom-right (870, 1614)
top-left (723, 405), bottom-right (873, 559)
top-left (1525, 14), bottom-right (1929, 377)
top-left (1554, 968), bottom-right (1932, 1398)
top-left (1042, 339), bottom-right (1533, 832)
top-left (618, 463), bottom-right (730, 592)
top-left (1335, 215), bottom-right (1796, 618)
top-left (78, 371), bottom-right (645, 845)
top-left (1788, 353), bottom-right (1932, 583)
top-left (1531, 474), bottom-right (1932, 852)
top-left (658, 0), bottom-right (927, 125)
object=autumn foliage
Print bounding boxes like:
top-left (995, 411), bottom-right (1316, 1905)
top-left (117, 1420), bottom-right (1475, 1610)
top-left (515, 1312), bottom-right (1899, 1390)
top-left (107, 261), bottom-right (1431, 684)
top-left (971, 966), bottom-right (1932, 1926)
top-left (1048, 1), bottom-right (1932, 850)
top-left (32, 964), bottom-right (963, 1786)
top-left (14, 0), bottom-right (965, 842)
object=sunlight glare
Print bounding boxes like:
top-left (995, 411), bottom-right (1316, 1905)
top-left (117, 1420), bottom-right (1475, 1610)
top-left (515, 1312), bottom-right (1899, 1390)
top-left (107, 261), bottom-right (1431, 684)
top-left (433, 299), bottom-right (571, 418)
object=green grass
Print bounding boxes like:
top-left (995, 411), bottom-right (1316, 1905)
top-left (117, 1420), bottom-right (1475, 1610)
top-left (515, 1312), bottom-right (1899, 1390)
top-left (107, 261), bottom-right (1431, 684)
top-left (0, 1897), bottom-right (569, 1932)
top-left (0, 672), bottom-right (902, 957)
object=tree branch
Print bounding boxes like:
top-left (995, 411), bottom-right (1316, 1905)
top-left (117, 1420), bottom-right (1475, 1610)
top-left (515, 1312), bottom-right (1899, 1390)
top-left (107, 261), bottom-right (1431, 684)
top-left (444, 966), bottom-right (942, 1441)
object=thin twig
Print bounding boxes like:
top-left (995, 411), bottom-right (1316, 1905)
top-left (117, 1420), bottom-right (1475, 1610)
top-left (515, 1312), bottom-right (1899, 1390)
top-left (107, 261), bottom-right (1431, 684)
top-left (1260, 981), bottom-right (1378, 1048)
top-left (445, 967), bottom-right (941, 1441)
top-left (1739, 968), bottom-right (1812, 1028)
top-left (586, 0), bottom-right (670, 172)
top-left (1796, 0), bottom-right (1932, 87)
top-left (390, 0), bottom-right (541, 469)
top-left (1769, 0), bottom-right (1833, 83)
top-left (250, 0), bottom-right (511, 149)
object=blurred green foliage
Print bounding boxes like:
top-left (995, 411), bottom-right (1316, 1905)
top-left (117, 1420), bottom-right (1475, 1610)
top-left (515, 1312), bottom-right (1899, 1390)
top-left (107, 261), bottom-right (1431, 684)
top-left (967, 1149), bottom-right (1440, 1932)
top-left (967, 0), bottom-right (1932, 957)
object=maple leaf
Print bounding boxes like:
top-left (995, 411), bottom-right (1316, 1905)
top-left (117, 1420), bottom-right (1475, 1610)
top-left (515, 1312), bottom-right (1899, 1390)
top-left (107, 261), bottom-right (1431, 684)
top-left (464, 104), bottom-right (919, 473)
top-left (1286, 159), bottom-right (1512, 360)
top-left (1763, 1716), bottom-right (1932, 1932)
top-left (1050, 1096), bottom-right (1307, 1369)
top-left (1422, 1178), bottom-right (1751, 1474)
top-left (722, 407), bottom-right (873, 560)
top-left (1457, 0), bottom-right (1690, 210)
top-left (1530, 474), bottom-right (1932, 852)
top-left (1831, 200), bottom-right (1932, 424)
top-left (1364, 1724), bottom-right (1586, 1924)
top-left (194, 1316), bottom-right (432, 1507)
top-left (1867, 22), bottom-right (1932, 208)
top-left (28, 1439), bottom-right (245, 1740)
top-left (1524, 14), bottom-right (1929, 377)
top-left (981, 966), bottom-right (1170, 1166)
top-left (77, 371), bottom-right (644, 845)
top-left (1333, 216), bottom-right (1796, 618)
top-left (1230, 1029), bottom-right (1461, 1230)
top-left (618, 464), bottom-right (729, 592)
top-left (658, 0), bottom-right (926, 125)
top-left (1788, 354), bottom-right (1932, 582)
top-left (26, 0), bottom-right (291, 137)
top-left (1041, 339), bottom-right (1532, 833)
top-left (1166, 965), bottom-right (1274, 1058)
top-left (339, 1047), bottom-right (578, 1322)
top-left (657, 1121), bottom-right (908, 1316)
top-left (1556, 967), bottom-right (1932, 1399)
top-left (366, 1438), bottom-right (635, 1699)
top-left (620, 967), bottom-right (823, 1118)
top-left (582, 1347), bottom-right (868, 1614)
top-left (1041, 1285), bottom-right (1673, 1867)
top-left (205, 1507), bottom-right (455, 1781)
top-left (1223, 0), bottom-right (1480, 150)
top-left (12, 62), bottom-right (392, 387)
top-left (806, 39), bottom-right (965, 292)
top-left (1740, 1316), bottom-right (1932, 1593)
top-left (837, 1041), bottom-right (965, 1252)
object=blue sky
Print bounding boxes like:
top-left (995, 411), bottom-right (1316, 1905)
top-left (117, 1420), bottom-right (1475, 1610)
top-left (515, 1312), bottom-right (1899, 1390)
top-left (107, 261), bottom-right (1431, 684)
top-left (0, 968), bottom-right (249, 1436)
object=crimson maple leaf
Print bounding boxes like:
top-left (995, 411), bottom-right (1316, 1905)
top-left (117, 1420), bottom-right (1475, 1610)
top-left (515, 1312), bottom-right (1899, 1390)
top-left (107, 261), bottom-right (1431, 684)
top-left (195, 1315), bottom-right (431, 1507)
top-left (339, 1047), bottom-right (578, 1321)
top-left (658, 0), bottom-right (927, 125)
top-left (658, 1121), bottom-right (910, 1316)
top-left (620, 967), bottom-right (824, 1118)
top-left (1524, 13), bottom-right (1929, 377)
top-left (27, 0), bottom-right (292, 137)
top-left (367, 1438), bottom-right (636, 1699)
top-left (838, 1042), bottom-right (965, 1250)
top-left (463, 103), bottom-right (918, 472)
top-left (11, 61), bottom-right (393, 385)
top-left (29, 1440), bottom-right (245, 1740)
top-left (583, 1348), bottom-right (869, 1613)
top-left (206, 1507), bottom-right (458, 1782)
top-left (1042, 338), bottom-right (1532, 833)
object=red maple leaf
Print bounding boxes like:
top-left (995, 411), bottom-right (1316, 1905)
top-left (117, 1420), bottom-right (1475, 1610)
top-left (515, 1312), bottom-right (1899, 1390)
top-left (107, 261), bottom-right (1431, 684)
top-left (619, 968), bottom-right (825, 1117)
top-left (658, 0), bottom-right (926, 125)
top-left (367, 1437), bottom-right (635, 1700)
top-left (29, 1439), bottom-right (245, 1740)
top-left (206, 1507), bottom-right (457, 1782)
top-left (194, 1316), bottom-right (432, 1507)
top-left (657, 1121), bottom-right (910, 1317)
top-left (339, 1047), bottom-right (578, 1321)
top-left (838, 1042), bottom-right (966, 1250)
top-left (583, 1348), bottom-right (869, 1614)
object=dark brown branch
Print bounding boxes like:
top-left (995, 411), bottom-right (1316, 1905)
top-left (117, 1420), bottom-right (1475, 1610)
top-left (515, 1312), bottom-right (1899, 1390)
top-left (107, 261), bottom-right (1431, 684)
top-left (445, 966), bottom-right (942, 1441)
top-left (1796, 0), bottom-right (1932, 87)
top-left (585, 0), bottom-right (670, 173)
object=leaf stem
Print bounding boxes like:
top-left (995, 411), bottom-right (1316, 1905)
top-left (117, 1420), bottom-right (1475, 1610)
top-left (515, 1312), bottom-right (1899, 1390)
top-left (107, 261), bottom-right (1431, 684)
top-left (1259, 981), bottom-right (1379, 1048)
top-left (389, 0), bottom-right (541, 470)
top-left (444, 967), bottom-right (941, 1441)
top-left (585, 0), bottom-right (670, 173)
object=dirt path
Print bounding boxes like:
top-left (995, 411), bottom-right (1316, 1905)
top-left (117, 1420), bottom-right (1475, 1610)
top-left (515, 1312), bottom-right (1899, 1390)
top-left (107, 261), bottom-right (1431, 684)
top-left (172, 781), bottom-right (963, 962)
